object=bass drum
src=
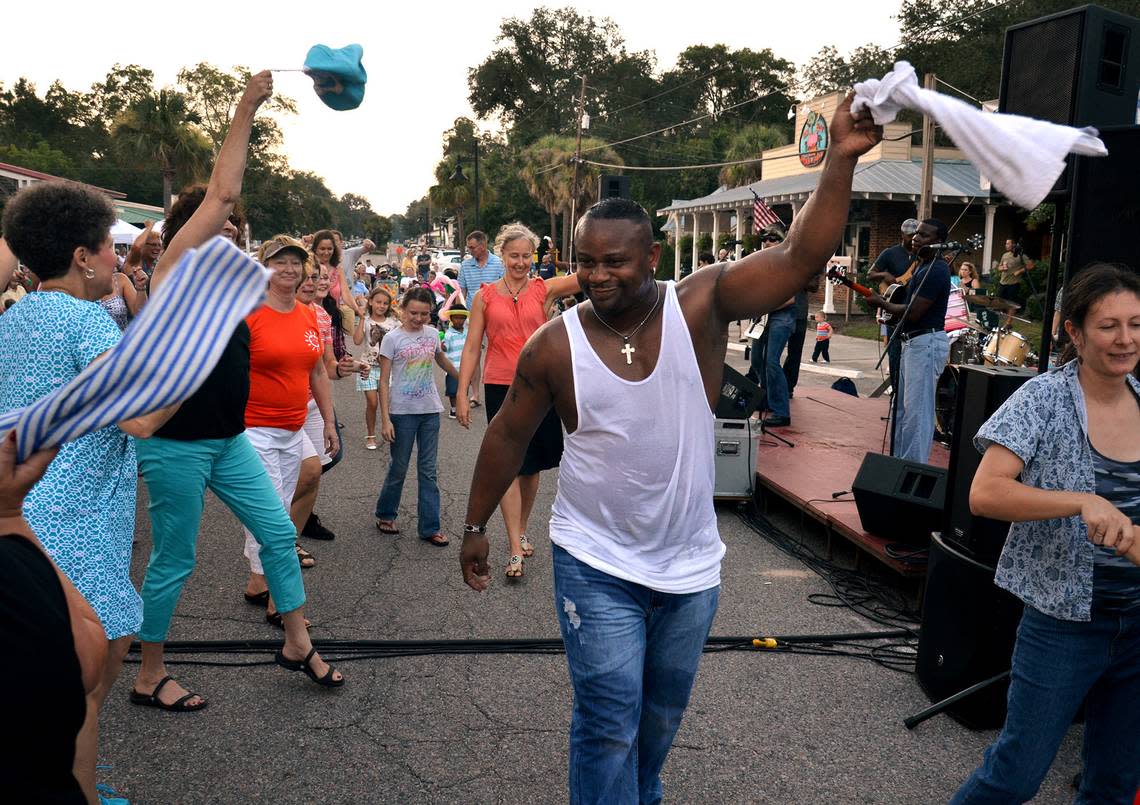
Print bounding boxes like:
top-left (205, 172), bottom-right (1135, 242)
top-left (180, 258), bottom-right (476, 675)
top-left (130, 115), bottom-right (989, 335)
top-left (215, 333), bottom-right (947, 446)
top-left (935, 365), bottom-right (959, 446)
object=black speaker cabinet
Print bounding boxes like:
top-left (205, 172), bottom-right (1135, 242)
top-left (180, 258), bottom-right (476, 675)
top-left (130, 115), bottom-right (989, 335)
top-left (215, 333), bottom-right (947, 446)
top-left (917, 533), bottom-right (1023, 730)
top-left (944, 366), bottom-right (1036, 566)
top-left (999, 4), bottom-right (1140, 196)
top-left (1067, 125), bottom-right (1140, 274)
top-left (852, 453), bottom-right (947, 544)
top-left (598, 174), bottom-right (630, 200)
top-left (715, 363), bottom-right (763, 420)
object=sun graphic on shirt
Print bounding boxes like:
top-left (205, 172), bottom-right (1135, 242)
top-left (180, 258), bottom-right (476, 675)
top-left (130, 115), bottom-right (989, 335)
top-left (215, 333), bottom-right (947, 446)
top-left (304, 330), bottom-right (321, 353)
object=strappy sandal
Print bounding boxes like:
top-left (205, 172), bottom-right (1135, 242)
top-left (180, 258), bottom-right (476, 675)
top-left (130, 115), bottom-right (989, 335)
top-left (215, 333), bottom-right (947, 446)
top-left (243, 589), bottom-right (269, 607)
top-left (274, 646), bottom-right (345, 688)
top-left (365, 435), bottom-right (377, 450)
top-left (128, 675), bottom-right (207, 712)
top-left (505, 554), bottom-right (524, 579)
top-left (295, 544), bottom-right (316, 568)
top-left (468, 398), bottom-right (481, 408)
top-left (266, 610), bottom-right (311, 630)
top-left (519, 535), bottom-right (535, 558)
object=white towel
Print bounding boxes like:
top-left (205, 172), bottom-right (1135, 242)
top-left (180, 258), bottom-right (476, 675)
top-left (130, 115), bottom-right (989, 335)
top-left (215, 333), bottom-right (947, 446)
top-left (0, 236), bottom-right (269, 461)
top-left (851, 62), bottom-right (1107, 210)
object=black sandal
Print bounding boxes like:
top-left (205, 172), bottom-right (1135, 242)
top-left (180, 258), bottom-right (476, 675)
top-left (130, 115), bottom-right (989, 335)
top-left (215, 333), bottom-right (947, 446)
top-left (274, 647), bottom-right (344, 688)
top-left (266, 611), bottom-right (311, 630)
top-left (295, 544), bottom-right (316, 569)
top-left (128, 675), bottom-right (208, 712)
top-left (243, 589), bottom-right (269, 607)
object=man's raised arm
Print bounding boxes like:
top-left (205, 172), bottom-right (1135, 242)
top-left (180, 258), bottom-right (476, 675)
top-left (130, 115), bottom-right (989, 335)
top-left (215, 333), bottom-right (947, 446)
top-left (150, 71), bottom-right (273, 291)
top-left (712, 94), bottom-right (882, 323)
top-left (459, 333), bottom-right (557, 591)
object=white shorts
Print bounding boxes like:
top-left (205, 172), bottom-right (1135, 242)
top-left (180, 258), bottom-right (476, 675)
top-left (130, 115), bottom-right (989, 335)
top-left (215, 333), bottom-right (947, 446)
top-left (301, 399), bottom-right (329, 466)
top-left (242, 426), bottom-right (303, 574)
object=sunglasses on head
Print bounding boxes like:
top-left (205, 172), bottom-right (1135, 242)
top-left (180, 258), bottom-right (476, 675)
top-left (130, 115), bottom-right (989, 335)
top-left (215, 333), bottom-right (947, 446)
top-left (762, 236), bottom-right (782, 243)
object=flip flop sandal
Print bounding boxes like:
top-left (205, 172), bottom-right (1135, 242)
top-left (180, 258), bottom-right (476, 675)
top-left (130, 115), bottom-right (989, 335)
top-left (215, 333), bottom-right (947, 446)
top-left (375, 519), bottom-right (400, 534)
top-left (275, 646), bottom-right (345, 688)
top-left (266, 611), bottom-right (311, 630)
top-left (243, 589), bottom-right (269, 607)
top-left (468, 398), bottom-right (481, 408)
top-left (520, 535), bottom-right (535, 558)
top-left (421, 532), bottom-right (450, 547)
top-left (505, 554), bottom-right (524, 579)
top-left (128, 675), bottom-right (207, 712)
top-left (295, 544), bottom-right (316, 568)
top-left (365, 436), bottom-right (378, 450)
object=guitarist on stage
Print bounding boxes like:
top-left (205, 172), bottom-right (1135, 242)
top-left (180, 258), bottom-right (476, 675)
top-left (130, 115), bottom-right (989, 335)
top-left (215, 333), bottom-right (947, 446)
top-left (867, 219), bottom-right (919, 394)
top-left (866, 219), bottom-right (952, 464)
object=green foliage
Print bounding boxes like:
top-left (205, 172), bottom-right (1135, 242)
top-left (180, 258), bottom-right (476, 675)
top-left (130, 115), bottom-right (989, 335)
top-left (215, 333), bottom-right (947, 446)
top-left (678, 235), bottom-right (693, 268)
top-left (0, 63), bottom-right (389, 241)
top-left (1024, 203), bottom-right (1054, 231)
top-left (697, 233), bottom-right (712, 252)
top-left (657, 242), bottom-right (675, 279)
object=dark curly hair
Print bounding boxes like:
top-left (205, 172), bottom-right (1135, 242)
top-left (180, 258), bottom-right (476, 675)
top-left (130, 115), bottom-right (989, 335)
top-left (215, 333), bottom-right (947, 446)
top-left (400, 285), bottom-right (434, 309)
top-left (310, 229), bottom-right (342, 268)
top-left (1, 182), bottom-right (116, 281)
top-left (162, 184), bottom-right (246, 248)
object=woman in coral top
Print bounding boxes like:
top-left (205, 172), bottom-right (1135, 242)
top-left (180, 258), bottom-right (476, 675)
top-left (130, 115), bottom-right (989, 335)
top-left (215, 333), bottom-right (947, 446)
top-left (456, 222), bottom-right (580, 578)
top-left (242, 235), bottom-right (342, 685)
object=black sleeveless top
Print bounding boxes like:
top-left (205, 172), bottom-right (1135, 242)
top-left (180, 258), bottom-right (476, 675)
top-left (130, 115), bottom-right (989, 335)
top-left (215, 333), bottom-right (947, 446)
top-left (154, 323), bottom-right (250, 441)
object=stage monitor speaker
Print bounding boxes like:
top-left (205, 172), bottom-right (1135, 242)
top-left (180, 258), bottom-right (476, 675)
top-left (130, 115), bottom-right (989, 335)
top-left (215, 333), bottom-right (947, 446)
top-left (944, 366), bottom-right (1035, 566)
top-left (998, 5), bottom-right (1140, 196)
top-left (713, 419), bottom-right (758, 500)
top-left (598, 174), bottom-right (630, 200)
top-left (851, 453), bottom-right (946, 545)
top-left (917, 533), bottom-right (1023, 730)
top-left (715, 363), bottom-right (763, 420)
top-left (1067, 125), bottom-right (1140, 274)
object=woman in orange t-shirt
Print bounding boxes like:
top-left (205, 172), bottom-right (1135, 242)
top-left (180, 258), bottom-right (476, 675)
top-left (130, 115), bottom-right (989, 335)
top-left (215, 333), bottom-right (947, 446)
top-left (240, 238), bottom-right (341, 685)
top-left (456, 222), bottom-right (580, 578)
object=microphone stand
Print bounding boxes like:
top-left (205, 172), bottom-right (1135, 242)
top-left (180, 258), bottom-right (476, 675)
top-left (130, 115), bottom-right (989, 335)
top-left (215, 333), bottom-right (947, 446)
top-left (873, 247), bottom-right (946, 457)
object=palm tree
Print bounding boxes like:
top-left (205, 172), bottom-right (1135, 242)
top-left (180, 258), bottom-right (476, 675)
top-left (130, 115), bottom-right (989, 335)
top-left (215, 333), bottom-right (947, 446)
top-left (718, 124), bottom-right (789, 188)
top-left (112, 89), bottom-right (212, 216)
top-left (428, 156), bottom-right (496, 248)
top-left (520, 135), bottom-right (624, 258)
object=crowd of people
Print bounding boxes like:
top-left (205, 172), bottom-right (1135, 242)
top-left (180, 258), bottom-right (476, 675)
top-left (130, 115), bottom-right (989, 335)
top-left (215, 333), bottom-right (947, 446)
top-left (0, 73), bottom-right (1138, 805)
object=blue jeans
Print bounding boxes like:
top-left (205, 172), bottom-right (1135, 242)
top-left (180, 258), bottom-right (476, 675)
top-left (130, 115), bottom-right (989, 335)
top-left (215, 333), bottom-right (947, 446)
top-left (374, 413), bottom-right (441, 537)
top-left (553, 545), bottom-right (719, 805)
top-left (951, 605), bottom-right (1140, 804)
top-left (764, 307), bottom-right (797, 418)
top-left (893, 331), bottom-right (949, 463)
top-left (136, 435), bottom-right (305, 642)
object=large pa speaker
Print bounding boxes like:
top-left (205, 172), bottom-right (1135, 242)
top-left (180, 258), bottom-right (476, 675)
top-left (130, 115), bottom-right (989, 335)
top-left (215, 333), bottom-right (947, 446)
top-left (598, 174), bottom-right (630, 200)
top-left (852, 453), bottom-right (946, 545)
top-left (998, 5), bottom-right (1140, 195)
top-left (1067, 125), bottom-right (1140, 274)
top-left (916, 533), bottom-right (1023, 730)
top-left (944, 366), bottom-right (1035, 566)
top-left (715, 363), bottom-right (763, 420)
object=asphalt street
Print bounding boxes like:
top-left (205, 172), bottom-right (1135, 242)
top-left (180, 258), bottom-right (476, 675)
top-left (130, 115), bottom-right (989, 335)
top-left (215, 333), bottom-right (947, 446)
top-left (102, 321), bottom-right (1083, 804)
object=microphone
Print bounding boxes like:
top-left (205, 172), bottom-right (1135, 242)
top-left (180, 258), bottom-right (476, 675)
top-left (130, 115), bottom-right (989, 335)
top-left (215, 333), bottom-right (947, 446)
top-left (926, 241), bottom-right (972, 252)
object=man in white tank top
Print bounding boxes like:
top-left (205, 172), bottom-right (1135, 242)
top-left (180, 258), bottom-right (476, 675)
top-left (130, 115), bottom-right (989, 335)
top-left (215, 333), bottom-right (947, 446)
top-left (458, 95), bottom-right (883, 804)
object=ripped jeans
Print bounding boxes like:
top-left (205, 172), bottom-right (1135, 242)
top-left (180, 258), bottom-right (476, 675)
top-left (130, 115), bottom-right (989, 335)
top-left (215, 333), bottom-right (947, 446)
top-left (552, 545), bottom-right (719, 805)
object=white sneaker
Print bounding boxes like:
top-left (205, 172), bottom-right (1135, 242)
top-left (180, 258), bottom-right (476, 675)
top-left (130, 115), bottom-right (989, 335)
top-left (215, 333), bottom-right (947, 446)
top-left (449, 407), bottom-right (457, 419)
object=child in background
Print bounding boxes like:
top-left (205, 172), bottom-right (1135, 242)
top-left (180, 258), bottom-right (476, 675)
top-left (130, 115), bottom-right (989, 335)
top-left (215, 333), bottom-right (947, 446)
top-left (811, 311), bottom-right (832, 364)
top-left (441, 304), bottom-right (469, 419)
top-left (353, 286), bottom-right (400, 450)
top-left (373, 287), bottom-right (459, 546)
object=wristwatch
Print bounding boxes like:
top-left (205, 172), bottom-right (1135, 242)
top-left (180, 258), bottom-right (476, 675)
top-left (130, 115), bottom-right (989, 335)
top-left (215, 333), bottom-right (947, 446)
top-left (463, 523), bottom-right (487, 535)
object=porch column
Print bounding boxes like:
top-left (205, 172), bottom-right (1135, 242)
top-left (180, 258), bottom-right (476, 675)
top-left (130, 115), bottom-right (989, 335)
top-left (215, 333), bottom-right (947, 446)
top-left (711, 209), bottom-right (720, 258)
top-left (673, 213), bottom-right (682, 281)
top-left (735, 206), bottom-right (745, 259)
top-left (982, 203), bottom-right (997, 276)
top-left (691, 212), bottom-right (700, 272)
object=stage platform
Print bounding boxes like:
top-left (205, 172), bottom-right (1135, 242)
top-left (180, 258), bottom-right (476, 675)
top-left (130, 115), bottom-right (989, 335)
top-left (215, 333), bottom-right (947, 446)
top-left (753, 387), bottom-right (949, 579)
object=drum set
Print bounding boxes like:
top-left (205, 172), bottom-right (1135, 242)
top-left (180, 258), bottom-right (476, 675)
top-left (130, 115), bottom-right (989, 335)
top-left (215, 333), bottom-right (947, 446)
top-left (936, 292), bottom-right (1037, 444)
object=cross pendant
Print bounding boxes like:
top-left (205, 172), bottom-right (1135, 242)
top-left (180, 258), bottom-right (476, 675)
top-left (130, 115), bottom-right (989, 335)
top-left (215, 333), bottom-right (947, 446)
top-left (620, 340), bottom-right (635, 365)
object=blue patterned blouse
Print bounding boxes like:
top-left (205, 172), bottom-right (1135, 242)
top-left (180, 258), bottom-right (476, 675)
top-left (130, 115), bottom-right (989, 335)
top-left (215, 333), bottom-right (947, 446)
top-left (975, 359), bottom-right (1140, 621)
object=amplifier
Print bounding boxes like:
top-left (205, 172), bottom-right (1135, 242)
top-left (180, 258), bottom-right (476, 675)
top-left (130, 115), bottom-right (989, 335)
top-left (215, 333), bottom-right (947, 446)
top-left (714, 418), bottom-right (757, 500)
top-left (852, 452), bottom-right (947, 544)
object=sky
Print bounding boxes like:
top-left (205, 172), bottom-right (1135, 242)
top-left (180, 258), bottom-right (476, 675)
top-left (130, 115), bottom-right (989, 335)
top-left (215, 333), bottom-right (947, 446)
top-left (4, 0), bottom-right (904, 215)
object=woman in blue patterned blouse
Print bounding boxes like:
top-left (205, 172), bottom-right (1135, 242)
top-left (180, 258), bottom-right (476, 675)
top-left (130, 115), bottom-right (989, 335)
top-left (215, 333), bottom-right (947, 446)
top-left (952, 263), bottom-right (1140, 803)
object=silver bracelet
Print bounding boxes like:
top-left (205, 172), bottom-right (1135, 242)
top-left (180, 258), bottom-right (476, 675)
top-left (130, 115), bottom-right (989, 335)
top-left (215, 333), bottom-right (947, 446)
top-left (463, 523), bottom-right (487, 535)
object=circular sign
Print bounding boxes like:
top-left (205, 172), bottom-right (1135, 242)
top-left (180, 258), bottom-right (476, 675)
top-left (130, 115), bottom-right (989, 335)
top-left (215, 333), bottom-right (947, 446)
top-left (798, 111), bottom-right (828, 168)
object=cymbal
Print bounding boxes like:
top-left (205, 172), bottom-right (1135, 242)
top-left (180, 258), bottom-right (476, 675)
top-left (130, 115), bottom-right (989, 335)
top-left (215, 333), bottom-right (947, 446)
top-left (967, 294), bottom-right (1021, 312)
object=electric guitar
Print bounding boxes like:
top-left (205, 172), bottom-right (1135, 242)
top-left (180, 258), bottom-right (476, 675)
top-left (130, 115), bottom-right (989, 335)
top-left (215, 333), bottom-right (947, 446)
top-left (826, 265), bottom-right (880, 317)
top-left (870, 235), bottom-right (985, 324)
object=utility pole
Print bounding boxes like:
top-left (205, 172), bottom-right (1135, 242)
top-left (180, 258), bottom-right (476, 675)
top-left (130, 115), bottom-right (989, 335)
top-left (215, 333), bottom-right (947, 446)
top-left (918, 72), bottom-right (937, 220)
top-left (567, 75), bottom-right (588, 265)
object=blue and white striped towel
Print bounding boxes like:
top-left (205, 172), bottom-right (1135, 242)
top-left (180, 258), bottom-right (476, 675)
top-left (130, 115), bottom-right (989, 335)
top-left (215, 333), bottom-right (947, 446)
top-left (0, 236), bottom-right (269, 461)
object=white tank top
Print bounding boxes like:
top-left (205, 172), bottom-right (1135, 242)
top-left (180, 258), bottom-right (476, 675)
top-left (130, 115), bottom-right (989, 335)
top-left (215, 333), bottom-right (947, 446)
top-left (550, 282), bottom-right (725, 593)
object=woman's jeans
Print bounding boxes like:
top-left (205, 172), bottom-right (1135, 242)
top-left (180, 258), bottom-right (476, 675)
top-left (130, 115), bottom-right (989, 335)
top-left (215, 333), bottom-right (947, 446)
top-left (553, 545), bottom-right (719, 805)
top-left (374, 413), bottom-right (441, 537)
top-left (136, 434), bottom-right (305, 642)
top-left (951, 604), bottom-right (1140, 804)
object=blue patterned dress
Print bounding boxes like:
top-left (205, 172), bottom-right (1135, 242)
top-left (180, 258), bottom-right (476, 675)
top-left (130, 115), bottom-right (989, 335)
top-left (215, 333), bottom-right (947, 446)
top-left (0, 292), bottom-right (140, 638)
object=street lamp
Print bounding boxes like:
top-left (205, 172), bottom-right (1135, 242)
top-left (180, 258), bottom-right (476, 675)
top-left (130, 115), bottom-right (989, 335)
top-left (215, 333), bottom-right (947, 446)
top-left (448, 140), bottom-right (480, 231)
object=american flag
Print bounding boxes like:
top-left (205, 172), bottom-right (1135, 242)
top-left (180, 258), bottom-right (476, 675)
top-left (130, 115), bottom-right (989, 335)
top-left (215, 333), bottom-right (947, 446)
top-left (751, 192), bottom-right (782, 232)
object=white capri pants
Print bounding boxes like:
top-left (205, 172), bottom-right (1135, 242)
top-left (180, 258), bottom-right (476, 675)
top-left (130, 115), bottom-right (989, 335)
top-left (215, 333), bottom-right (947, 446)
top-left (243, 426), bottom-right (304, 574)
